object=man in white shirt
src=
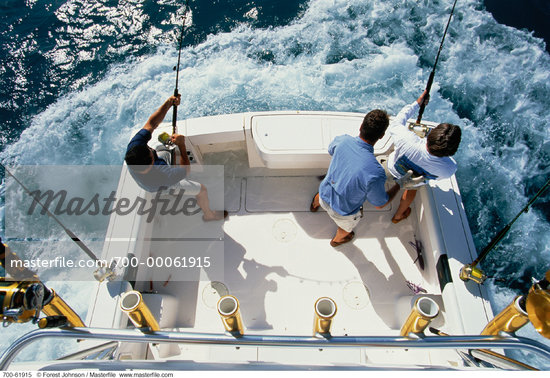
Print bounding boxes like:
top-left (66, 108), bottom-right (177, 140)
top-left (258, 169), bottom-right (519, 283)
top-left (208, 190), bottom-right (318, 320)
top-left (387, 90), bottom-right (462, 223)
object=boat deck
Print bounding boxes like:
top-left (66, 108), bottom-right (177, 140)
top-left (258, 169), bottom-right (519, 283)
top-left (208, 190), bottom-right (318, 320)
top-left (131, 151), bottom-right (442, 337)
top-left (84, 118), bottom-right (493, 366)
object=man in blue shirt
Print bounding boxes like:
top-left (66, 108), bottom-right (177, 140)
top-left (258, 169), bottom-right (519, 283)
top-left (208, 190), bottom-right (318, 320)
top-left (310, 109), bottom-right (400, 247)
top-left (125, 95), bottom-right (227, 221)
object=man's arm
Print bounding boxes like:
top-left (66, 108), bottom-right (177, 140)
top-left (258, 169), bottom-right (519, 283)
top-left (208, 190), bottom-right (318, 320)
top-left (416, 90), bottom-right (429, 107)
top-left (328, 135), bottom-right (341, 156)
top-left (375, 183), bottom-right (400, 209)
top-left (171, 134), bottom-right (191, 174)
top-left (143, 95), bottom-right (181, 133)
top-left (387, 90), bottom-right (430, 136)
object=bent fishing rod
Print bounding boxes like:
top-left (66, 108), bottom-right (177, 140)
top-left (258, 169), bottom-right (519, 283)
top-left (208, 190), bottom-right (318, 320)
top-left (0, 162), bottom-right (100, 263)
top-left (460, 177), bottom-right (550, 284)
top-left (0, 162), bottom-right (117, 281)
top-left (416, 0), bottom-right (458, 124)
top-left (172, 0), bottom-right (191, 134)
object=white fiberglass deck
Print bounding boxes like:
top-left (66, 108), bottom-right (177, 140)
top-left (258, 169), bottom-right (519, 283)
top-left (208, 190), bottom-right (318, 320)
top-left (85, 114), bottom-right (494, 367)
top-left (132, 150), bottom-right (442, 337)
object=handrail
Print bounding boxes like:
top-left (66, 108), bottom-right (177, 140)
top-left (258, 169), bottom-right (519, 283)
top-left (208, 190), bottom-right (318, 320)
top-left (469, 349), bottom-right (537, 370)
top-left (57, 341), bottom-right (119, 361)
top-left (2, 327), bottom-right (550, 370)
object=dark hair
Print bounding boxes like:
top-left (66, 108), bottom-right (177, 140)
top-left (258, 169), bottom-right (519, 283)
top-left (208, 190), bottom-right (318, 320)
top-left (125, 145), bottom-right (154, 166)
top-left (360, 109), bottom-right (389, 142)
top-left (427, 123), bottom-right (461, 157)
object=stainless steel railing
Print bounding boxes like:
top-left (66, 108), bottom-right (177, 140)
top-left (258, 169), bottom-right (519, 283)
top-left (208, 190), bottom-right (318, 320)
top-left (2, 327), bottom-right (550, 370)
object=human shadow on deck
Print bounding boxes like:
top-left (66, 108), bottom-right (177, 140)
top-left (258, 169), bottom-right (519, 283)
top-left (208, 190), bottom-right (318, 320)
top-left (292, 211), bottom-right (415, 329)
top-left (337, 218), bottom-right (412, 329)
top-left (218, 233), bottom-right (289, 330)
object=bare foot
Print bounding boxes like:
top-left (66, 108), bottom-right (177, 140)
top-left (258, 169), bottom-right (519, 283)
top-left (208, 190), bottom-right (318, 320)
top-left (203, 210), bottom-right (229, 222)
top-left (310, 192), bottom-right (320, 212)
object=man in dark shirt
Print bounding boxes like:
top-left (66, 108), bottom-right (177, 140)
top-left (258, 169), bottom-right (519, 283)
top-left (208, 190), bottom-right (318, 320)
top-left (125, 95), bottom-right (227, 221)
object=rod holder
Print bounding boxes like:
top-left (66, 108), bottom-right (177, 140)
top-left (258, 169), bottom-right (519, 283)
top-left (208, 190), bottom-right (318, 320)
top-left (313, 297), bottom-right (337, 336)
top-left (459, 263), bottom-right (487, 284)
top-left (42, 289), bottom-right (85, 328)
top-left (481, 295), bottom-right (529, 336)
top-left (526, 270), bottom-right (550, 339)
top-left (400, 296), bottom-right (440, 336)
top-left (217, 295), bottom-right (244, 336)
top-left (120, 291), bottom-right (160, 332)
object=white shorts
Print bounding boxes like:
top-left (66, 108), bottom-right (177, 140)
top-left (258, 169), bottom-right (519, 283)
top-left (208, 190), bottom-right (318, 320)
top-left (155, 144), bottom-right (202, 196)
top-left (154, 144), bottom-right (173, 165)
top-left (172, 179), bottom-right (201, 196)
top-left (319, 197), bottom-right (362, 233)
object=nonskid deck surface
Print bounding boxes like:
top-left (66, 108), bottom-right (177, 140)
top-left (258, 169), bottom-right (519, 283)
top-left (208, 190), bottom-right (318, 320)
top-left (136, 164), bottom-right (441, 336)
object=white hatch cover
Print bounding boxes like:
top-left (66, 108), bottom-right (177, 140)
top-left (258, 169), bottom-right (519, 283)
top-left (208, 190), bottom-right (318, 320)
top-left (251, 112), bottom-right (392, 169)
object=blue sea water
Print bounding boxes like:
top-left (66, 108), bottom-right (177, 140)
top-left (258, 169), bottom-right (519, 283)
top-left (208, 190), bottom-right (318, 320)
top-left (1, 0), bottom-right (549, 367)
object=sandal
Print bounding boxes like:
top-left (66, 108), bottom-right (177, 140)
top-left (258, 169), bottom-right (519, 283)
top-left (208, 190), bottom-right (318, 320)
top-left (330, 231), bottom-right (355, 247)
top-left (392, 207), bottom-right (411, 224)
top-left (310, 193), bottom-right (320, 212)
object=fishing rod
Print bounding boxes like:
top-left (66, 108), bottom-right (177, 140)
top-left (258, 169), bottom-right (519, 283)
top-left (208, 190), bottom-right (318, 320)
top-left (1, 163), bottom-right (100, 262)
top-left (0, 162), bottom-right (114, 281)
top-left (460, 177), bottom-right (550, 284)
top-left (172, 0), bottom-right (191, 135)
top-left (416, 0), bottom-right (458, 124)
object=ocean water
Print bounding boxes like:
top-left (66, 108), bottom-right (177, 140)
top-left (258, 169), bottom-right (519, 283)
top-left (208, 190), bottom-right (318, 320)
top-left (1, 0), bottom-right (549, 367)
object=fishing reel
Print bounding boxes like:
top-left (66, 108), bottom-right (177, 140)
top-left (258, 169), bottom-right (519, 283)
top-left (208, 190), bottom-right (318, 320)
top-left (1, 241), bottom-right (84, 328)
top-left (0, 279), bottom-right (45, 326)
top-left (158, 132), bottom-right (175, 148)
top-left (1, 241), bottom-right (44, 325)
top-left (408, 122), bottom-right (433, 138)
top-left (0, 279), bottom-right (83, 328)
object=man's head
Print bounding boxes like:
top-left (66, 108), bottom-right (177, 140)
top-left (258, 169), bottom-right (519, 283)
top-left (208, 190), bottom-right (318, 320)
top-left (427, 123), bottom-right (461, 157)
top-left (125, 145), bottom-right (154, 172)
top-left (360, 109), bottom-right (390, 143)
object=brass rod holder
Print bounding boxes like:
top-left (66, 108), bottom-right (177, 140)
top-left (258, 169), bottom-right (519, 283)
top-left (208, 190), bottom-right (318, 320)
top-left (42, 288), bottom-right (85, 328)
top-left (481, 295), bottom-right (528, 336)
top-left (400, 296), bottom-right (440, 336)
top-left (313, 297), bottom-right (337, 336)
top-left (526, 270), bottom-right (550, 339)
top-left (459, 263), bottom-right (487, 284)
top-left (217, 295), bottom-right (244, 336)
top-left (120, 291), bottom-right (160, 332)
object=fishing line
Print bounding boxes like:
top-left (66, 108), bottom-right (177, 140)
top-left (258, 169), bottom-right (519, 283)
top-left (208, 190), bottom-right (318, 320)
top-left (416, 0), bottom-right (458, 124)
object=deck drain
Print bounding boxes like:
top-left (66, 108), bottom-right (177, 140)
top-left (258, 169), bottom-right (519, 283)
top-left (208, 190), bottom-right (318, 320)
top-left (272, 218), bottom-right (297, 243)
top-left (343, 282), bottom-right (371, 310)
top-left (202, 281), bottom-right (229, 309)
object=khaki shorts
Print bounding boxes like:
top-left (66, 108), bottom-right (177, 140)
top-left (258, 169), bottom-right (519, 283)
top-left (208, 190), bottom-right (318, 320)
top-left (319, 197), bottom-right (362, 233)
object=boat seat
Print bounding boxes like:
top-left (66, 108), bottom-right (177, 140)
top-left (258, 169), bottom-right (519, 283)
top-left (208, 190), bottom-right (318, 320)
top-left (251, 112), bottom-right (393, 169)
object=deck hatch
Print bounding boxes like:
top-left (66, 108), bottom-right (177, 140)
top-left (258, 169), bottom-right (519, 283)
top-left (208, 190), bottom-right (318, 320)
top-left (202, 281), bottom-right (229, 309)
top-left (343, 282), bottom-right (371, 310)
